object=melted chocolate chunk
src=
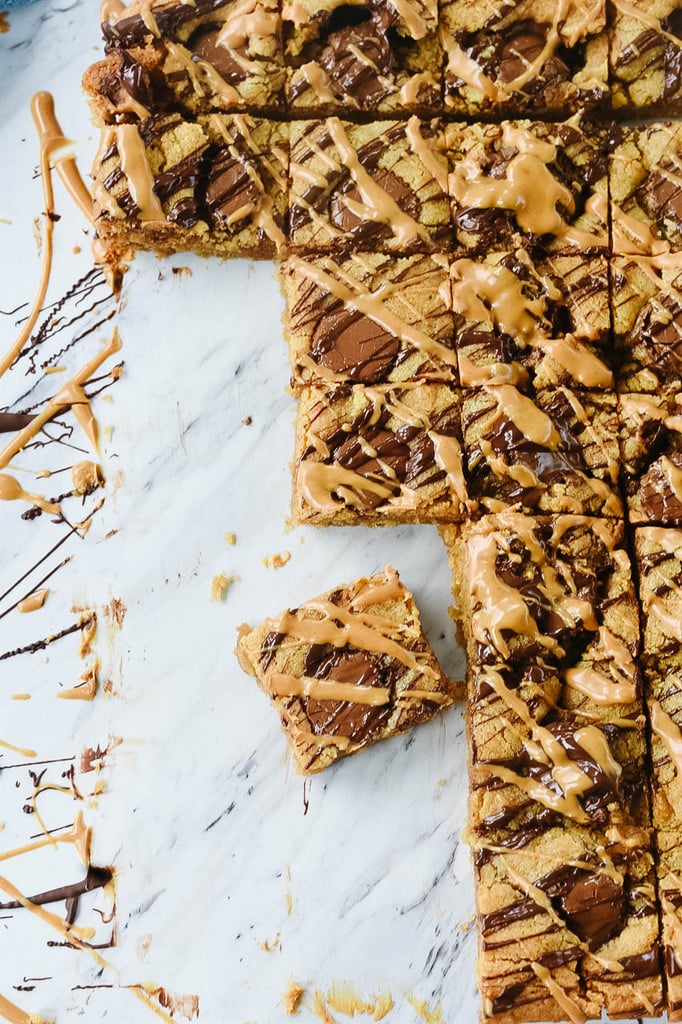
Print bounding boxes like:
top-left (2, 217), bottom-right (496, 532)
top-left (310, 309), bottom-right (400, 383)
top-left (154, 151), bottom-right (206, 227)
top-left (314, 19), bottom-right (396, 109)
top-left (331, 167), bottom-right (419, 243)
top-left (190, 24), bottom-right (246, 82)
top-left (205, 148), bottom-right (260, 230)
top-left (301, 644), bottom-right (397, 742)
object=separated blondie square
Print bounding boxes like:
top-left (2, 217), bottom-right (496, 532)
top-left (288, 118), bottom-right (451, 254)
top-left (610, 0), bottom-right (682, 114)
top-left (291, 383), bottom-right (469, 525)
top-left (283, 0), bottom-right (442, 116)
top-left (445, 116), bottom-right (609, 256)
top-left (450, 249), bottom-right (613, 392)
top-left (611, 122), bottom-right (682, 257)
top-left (91, 112), bottom-right (289, 261)
top-left (635, 526), bottom-right (682, 677)
top-left (619, 390), bottom-right (682, 525)
top-left (656, 831), bottom-right (682, 1019)
top-left (282, 252), bottom-right (457, 389)
top-left (611, 255), bottom-right (682, 393)
top-left (461, 385), bottom-right (622, 517)
top-left (472, 825), bottom-right (662, 1023)
top-left (440, 0), bottom-right (608, 118)
top-left (87, 0), bottom-right (286, 120)
top-left (236, 565), bottom-right (457, 774)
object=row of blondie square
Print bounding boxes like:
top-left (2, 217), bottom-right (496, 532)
top-left (86, 4), bottom-right (682, 1023)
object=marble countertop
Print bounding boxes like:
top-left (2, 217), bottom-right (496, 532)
top-left (0, 6), bottom-right (660, 1024)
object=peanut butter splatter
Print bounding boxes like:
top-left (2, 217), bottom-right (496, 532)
top-left (406, 994), bottom-right (444, 1024)
top-left (263, 551), bottom-right (291, 569)
top-left (260, 932), bottom-right (281, 952)
top-left (211, 573), bottom-right (237, 601)
top-left (71, 461), bottom-right (104, 495)
top-left (0, 13), bottom-right (9, 35)
top-left (16, 589), bottom-right (48, 614)
top-left (284, 982), bottom-right (305, 1015)
top-left (104, 597), bottom-right (126, 629)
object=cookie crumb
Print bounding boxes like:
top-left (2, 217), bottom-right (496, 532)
top-left (211, 573), bottom-right (237, 601)
top-left (242, 415), bottom-right (253, 425)
top-left (263, 551), bottom-right (291, 569)
top-left (224, 532), bottom-right (236, 545)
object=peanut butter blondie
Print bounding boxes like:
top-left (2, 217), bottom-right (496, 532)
top-left (282, 252), bottom-right (457, 389)
top-left (236, 565), bottom-right (457, 773)
top-left (292, 383), bottom-right (469, 526)
top-left (619, 390), bottom-right (682, 525)
top-left (610, 0), bottom-right (682, 114)
top-left (440, 0), bottom-right (608, 118)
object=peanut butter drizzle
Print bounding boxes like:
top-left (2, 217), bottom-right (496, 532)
top-left (266, 672), bottom-right (391, 705)
top-left (59, 662), bottom-right (99, 701)
top-left (165, 42), bottom-right (241, 105)
top-left (388, 0), bottom-right (433, 39)
top-left (0, 474), bottom-right (59, 516)
top-left (16, 589), bottom-right (48, 614)
top-left (297, 62), bottom-right (339, 104)
top-left (269, 597), bottom-right (437, 679)
top-left (289, 255), bottom-right (458, 370)
top-left (530, 962), bottom-right (586, 1024)
top-left (451, 123), bottom-right (605, 248)
top-left (484, 385), bottom-right (562, 447)
top-left (215, 0), bottom-right (279, 74)
top-left (0, 738), bottom-right (37, 758)
top-left (641, 526), bottom-right (682, 555)
top-left (0, 992), bottom-right (48, 1024)
top-left (0, 812), bottom-right (89, 866)
top-left (661, 456), bottom-right (682, 504)
top-left (564, 627), bottom-right (637, 705)
top-left (644, 591), bottom-right (682, 642)
top-left (400, 70), bottom-right (438, 105)
top-left (72, 460), bottom-right (104, 495)
top-left (441, 30), bottom-right (504, 100)
top-left (116, 125), bottom-right (165, 222)
top-left (0, 93), bottom-right (93, 380)
top-left (325, 118), bottom-right (430, 247)
top-left (651, 699), bottom-right (682, 784)
top-left (0, 328), bottom-right (122, 475)
top-left (405, 117), bottom-right (447, 193)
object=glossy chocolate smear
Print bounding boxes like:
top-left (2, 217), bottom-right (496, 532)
top-left (154, 151), bottom-right (206, 227)
top-left (206, 148), bottom-right (260, 230)
top-left (495, 20), bottom-right (552, 84)
top-left (331, 167), bottom-right (419, 243)
top-left (316, 20), bottom-right (396, 109)
top-left (302, 645), bottom-right (395, 741)
top-left (641, 164), bottom-right (682, 236)
top-left (190, 24), bottom-right (246, 81)
top-left (550, 868), bottom-right (625, 950)
top-left (638, 457), bottom-right (682, 523)
top-left (103, 0), bottom-right (228, 48)
top-left (310, 308), bottom-right (400, 383)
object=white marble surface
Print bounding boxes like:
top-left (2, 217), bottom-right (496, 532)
top-left (0, 6), bottom-right (663, 1023)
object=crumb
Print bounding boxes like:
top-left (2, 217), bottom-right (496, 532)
top-left (104, 425), bottom-right (113, 440)
top-left (224, 532), bottom-right (236, 545)
top-left (436, 778), bottom-right (446, 787)
top-left (242, 415), bottom-right (253, 425)
top-left (260, 932), bottom-right (281, 952)
top-left (263, 551), bottom-right (291, 569)
top-left (44, 365), bottom-right (66, 374)
top-left (284, 982), bottom-right (305, 1016)
top-left (0, 13), bottom-right (8, 35)
top-left (211, 573), bottom-right (237, 601)
top-left (72, 244), bottom-right (81, 254)
top-left (459, 921), bottom-right (470, 932)
top-left (172, 266), bottom-right (192, 276)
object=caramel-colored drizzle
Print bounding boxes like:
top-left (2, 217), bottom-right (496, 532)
top-left (405, 117), bottom-right (448, 193)
top-left (641, 526), bottom-right (682, 556)
top-left (0, 992), bottom-right (48, 1024)
top-left (0, 94), bottom-right (93, 381)
top-left (215, 0), bottom-right (280, 74)
top-left (164, 42), bottom-right (241, 106)
top-left (0, 475), bottom-right (59, 516)
top-left (388, 0), bottom-right (433, 39)
top-left (651, 699), bottom-right (682, 783)
top-left (399, 70), bottom-right (439, 105)
top-left (16, 589), bottom-right (49, 614)
top-left (116, 124), bottom-right (166, 221)
top-left (265, 672), bottom-right (391, 705)
top-left (295, 63), bottom-right (340, 105)
top-left (530, 962), bottom-right (586, 1024)
top-left (441, 30), bottom-right (504, 100)
top-left (58, 662), bottom-right (99, 702)
top-left (450, 122), bottom-right (606, 249)
top-left (564, 627), bottom-right (637, 705)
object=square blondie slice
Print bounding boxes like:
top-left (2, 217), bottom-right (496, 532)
top-left (288, 118), bottom-right (451, 254)
top-left (440, 0), bottom-right (608, 118)
top-left (292, 383), bottom-right (469, 526)
top-left (236, 565), bottom-right (457, 774)
top-left (445, 116), bottom-right (609, 256)
top-left (472, 826), bottom-right (662, 1024)
top-left (460, 385), bottom-right (622, 517)
top-left (611, 255), bottom-right (682, 393)
top-left (619, 390), bottom-right (682, 525)
top-left (450, 250), bottom-right (613, 392)
top-left (610, 0), bottom-right (682, 115)
top-left (611, 122), bottom-right (682, 257)
top-left (281, 252), bottom-right (457, 390)
top-left (442, 514), bottom-right (649, 834)
top-left (91, 112), bottom-right (289, 262)
top-left (87, 0), bottom-right (286, 121)
top-left (283, 0), bottom-right (442, 116)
